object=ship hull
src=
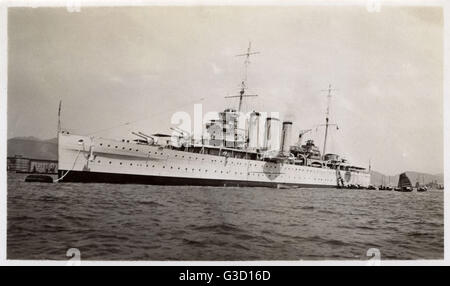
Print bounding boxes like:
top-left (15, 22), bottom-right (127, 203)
top-left (58, 169), bottom-right (333, 188)
top-left (57, 132), bottom-right (371, 188)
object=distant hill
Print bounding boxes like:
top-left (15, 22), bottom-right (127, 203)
top-left (370, 170), bottom-right (443, 186)
top-left (7, 137), bottom-right (57, 160)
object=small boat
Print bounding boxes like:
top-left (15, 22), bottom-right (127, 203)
top-left (379, 175), bottom-right (393, 191)
top-left (417, 186), bottom-right (428, 192)
top-left (394, 186), bottom-right (413, 192)
top-left (394, 173), bottom-right (413, 192)
top-left (378, 185), bottom-right (392, 191)
top-left (25, 174), bottom-right (54, 183)
top-left (416, 175), bottom-right (428, 192)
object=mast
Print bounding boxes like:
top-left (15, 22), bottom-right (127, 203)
top-left (57, 100), bottom-right (62, 173)
top-left (320, 84), bottom-right (338, 159)
top-left (225, 42), bottom-right (259, 113)
top-left (57, 100), bottom-right (62, 135)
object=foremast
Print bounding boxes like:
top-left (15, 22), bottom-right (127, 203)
top-left (317, 84), bottom-right (339, 160)
top-left (224, 41), bottom-right (260, 113)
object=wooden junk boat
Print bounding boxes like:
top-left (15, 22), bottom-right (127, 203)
top-left (394, 172), bottom-right (413, 192)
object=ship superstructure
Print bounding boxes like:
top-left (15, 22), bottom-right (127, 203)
top-left (57, 43), bottom-right (371, 188)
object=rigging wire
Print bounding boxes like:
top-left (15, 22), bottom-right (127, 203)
top-left (54, 149), bottom-right (82, 182)
top-left (84, 97), bottom-right (205, 136)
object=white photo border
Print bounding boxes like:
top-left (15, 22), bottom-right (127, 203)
top-left (0, 0), bottom-right (448, 266)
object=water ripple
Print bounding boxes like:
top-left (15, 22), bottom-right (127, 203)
top-left (7, 173), bottom-right (443, 260)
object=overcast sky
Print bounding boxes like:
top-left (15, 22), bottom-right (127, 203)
top-left (7, 6), bottom-right (443, 175)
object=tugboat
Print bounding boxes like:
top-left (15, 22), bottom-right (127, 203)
top-left (394, 172), bottom-right (413, 192)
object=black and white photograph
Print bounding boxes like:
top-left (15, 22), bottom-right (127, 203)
top-left (1, 0), bottom-right (447, 265)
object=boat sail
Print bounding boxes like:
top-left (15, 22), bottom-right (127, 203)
top-left (398, 173), bottom-right (412, 188)
top-left (395, 172), bottom-right (413, 192)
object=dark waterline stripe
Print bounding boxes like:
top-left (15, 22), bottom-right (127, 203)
top-left (58, 170), bottom-right (334, 188)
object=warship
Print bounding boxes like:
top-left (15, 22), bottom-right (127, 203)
top-left (56, 44), bottom-right (371, 188)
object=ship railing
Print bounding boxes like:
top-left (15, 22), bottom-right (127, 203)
top-left (295, 154), bottom-right (308, 166)
top-left (170, 142), bottom-right (260, 160)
